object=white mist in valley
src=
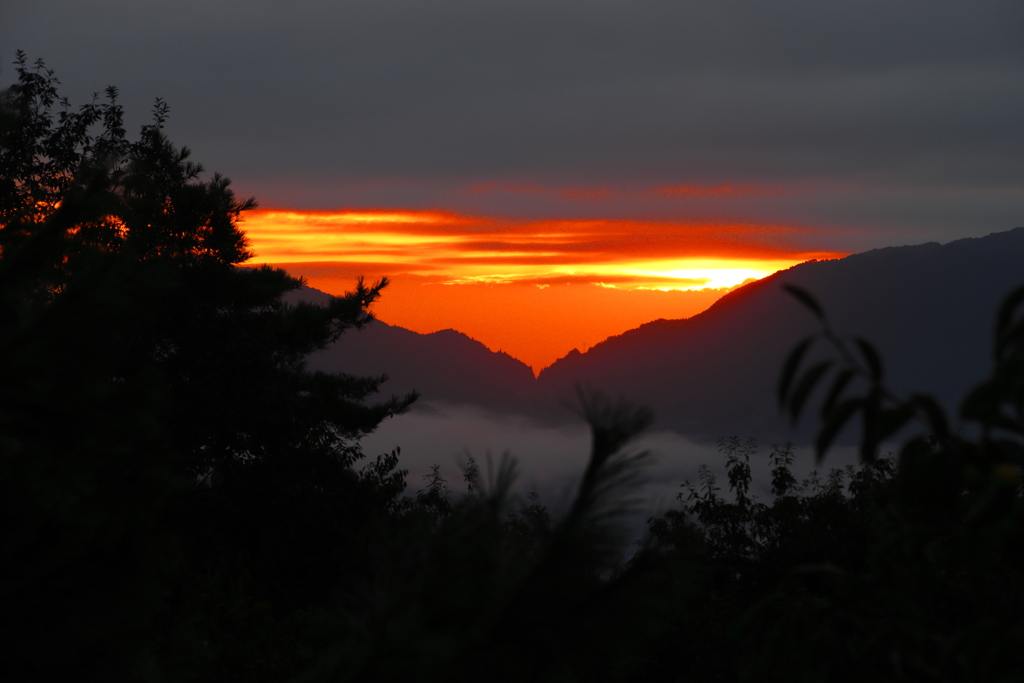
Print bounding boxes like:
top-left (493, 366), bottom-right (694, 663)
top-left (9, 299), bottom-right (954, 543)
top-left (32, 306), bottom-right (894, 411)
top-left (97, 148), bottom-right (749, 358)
top-left (361, 400), bottom-right (860, 539)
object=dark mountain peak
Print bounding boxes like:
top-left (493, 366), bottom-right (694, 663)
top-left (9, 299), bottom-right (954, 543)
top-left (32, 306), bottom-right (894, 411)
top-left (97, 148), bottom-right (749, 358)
top-left (281, 283), bottom-right (336, 307)
top-left (557, 347), bottom-right (583, 361)
top-left (820, 227), bottom-right (1024, 272)
top-left (287, 228), bottom-right (1024, 437)
top-left (427, 328), bottom-right (462, 339)
top-left (420, 326), bottom-right (485, 349)
top-left (305, 303), bottom-right (536, 413)
top-left (536, 347), bottom-right (585, 380)
top-left (537, 227), bottom-right (1024, 440)
top-left (544, 258), bottom-right (840, 372)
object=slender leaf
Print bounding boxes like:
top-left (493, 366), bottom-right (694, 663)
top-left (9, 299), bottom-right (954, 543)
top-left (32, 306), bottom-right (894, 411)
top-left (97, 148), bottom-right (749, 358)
top-left (906, 394), bottom-right (949, 438)
top-left (995, 283), bottom-right (1024, 341)
top-left (790, 360), bottom-right (833, 424)
top-left (778, 335), bottom-right (814, 406)
top-left (875, 404), bottom-right (914, 443)
top-left (961, 383), bottom-right (998, 421)
top-left (821, 368), bottom-right (854, 418)
top-left (853, 337), bottom-right (883, 381)
top-left (816, 397), bottom-right (864, 462)
top-left (859, 388), bottom-right (883, 462)
top-left (783, 284), bottom-right (825, 320)
top-left (995, 317), bottom-right (1024, 362)
top-left (988, 413), bottom-right (1024, 435)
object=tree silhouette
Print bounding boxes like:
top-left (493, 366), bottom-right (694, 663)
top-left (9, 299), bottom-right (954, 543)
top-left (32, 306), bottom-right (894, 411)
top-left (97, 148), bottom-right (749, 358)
top-left (0, 52), bottom-right (415, 680)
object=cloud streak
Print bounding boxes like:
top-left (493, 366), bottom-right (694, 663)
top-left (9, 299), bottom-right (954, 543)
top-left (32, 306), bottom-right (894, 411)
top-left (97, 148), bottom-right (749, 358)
top-left (240, 207), bottom-right (843, 368)
top-left (241, 208), bottom-right (843, 290)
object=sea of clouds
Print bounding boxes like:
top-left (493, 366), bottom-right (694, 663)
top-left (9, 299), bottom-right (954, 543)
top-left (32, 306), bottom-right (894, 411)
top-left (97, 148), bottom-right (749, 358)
top-left (361, 400), bottom-right (860, 543)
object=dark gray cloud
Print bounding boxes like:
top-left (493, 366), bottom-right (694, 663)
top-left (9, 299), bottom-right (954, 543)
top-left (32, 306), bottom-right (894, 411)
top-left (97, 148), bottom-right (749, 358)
top-left (3, 0), bottom-right (1022, 247)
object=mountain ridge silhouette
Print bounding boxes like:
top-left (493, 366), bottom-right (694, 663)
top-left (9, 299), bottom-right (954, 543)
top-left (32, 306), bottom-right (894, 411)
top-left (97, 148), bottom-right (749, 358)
top-left (304, 227), bottom-right (1024, 442)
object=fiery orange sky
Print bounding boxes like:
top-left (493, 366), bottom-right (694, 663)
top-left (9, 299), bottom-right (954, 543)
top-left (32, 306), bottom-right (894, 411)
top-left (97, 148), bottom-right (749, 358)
top-left (240, 208), bottom-right (845, 372)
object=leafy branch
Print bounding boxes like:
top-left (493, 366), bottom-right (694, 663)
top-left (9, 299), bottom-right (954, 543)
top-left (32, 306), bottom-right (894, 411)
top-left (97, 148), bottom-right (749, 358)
top-left (778, 284), bottom-right (949, 463)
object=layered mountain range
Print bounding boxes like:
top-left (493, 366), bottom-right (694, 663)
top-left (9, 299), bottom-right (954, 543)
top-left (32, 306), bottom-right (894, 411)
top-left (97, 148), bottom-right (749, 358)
top-left (306, 227), bottom-right (1024, 443)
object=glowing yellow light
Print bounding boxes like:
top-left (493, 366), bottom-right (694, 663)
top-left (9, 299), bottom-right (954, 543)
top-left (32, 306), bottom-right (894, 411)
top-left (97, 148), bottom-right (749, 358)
top-left (320, 212), bottom-right (444, 224)
top-left (238, 207), bottom-right (846, 371)
top-left (609, 257), bottom-right (805, 290)
top-left (248, 209), bottom-right (451, 225)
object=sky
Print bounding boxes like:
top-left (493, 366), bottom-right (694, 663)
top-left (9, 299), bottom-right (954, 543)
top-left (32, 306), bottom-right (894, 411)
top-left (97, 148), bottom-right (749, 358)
top-left (239, 207), bottom-right (840, 369)
top-left (4, 1), bottom-right (1022, 369)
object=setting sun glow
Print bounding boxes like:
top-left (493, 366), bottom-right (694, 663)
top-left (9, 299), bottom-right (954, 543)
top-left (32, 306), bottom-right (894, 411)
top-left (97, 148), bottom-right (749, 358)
top-left (241, 209), bottom-right (844, 372)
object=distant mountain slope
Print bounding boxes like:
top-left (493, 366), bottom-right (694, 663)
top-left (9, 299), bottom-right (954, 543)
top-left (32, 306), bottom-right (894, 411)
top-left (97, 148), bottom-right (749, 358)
top-left (305, 316), bottom-right (537, 414)
top-left (537, 227), bottom-right (1024, 440)
top-left (293, 227), bottom-right (1024, 443)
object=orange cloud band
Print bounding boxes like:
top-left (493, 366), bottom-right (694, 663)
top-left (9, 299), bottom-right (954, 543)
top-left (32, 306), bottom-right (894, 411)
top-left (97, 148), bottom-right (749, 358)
top-left (240, 208), bottom-right (840, 289)
top-left (239, 207), bottom-right (846, 371)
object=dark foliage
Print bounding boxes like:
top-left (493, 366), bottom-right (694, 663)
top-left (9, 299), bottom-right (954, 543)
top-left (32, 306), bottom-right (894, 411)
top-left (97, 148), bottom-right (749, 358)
top-left (0, 53), bottom-right (415, 681)
top-left (4, 54), bottom-right (1023, 683)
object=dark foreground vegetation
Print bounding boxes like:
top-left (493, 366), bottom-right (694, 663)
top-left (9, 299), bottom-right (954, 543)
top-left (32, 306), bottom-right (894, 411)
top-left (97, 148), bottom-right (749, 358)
top-left (3, 54), bottom-right (1023, 682)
